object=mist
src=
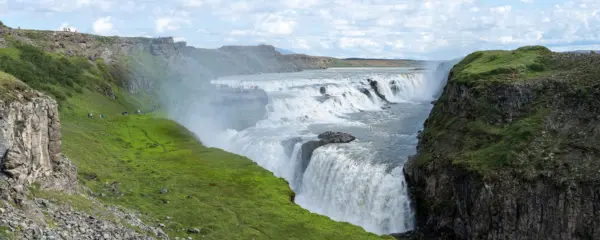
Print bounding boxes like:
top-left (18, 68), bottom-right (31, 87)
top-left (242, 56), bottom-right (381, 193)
top-left (145, 45), bottom-right (461, 235)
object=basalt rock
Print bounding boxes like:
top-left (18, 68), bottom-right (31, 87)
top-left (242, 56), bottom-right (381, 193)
top-left (0, 88), bottom-right (76, 202)
top-left (317, 131), bottom-right (356, 144)
top-left (319, 86), bottom-right (327, 95)
top-left (367, 78), bottom-right (391, 103)
top-left (299, 132), bottom-right (356, 175)
top-left (404, 52), bottom-right (600, 240)
top-left (359, 88), bottom-right (373, 99)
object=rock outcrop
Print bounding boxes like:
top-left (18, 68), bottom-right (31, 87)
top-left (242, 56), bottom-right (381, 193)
top-left (0, 196), bottom-right (165, 240)
top-left (0, 79), bottom-right (163, 239)
top-left (404, 47), bottom-right (600, 240)
top-left (367, 78), bottom-right (391, 103)
top-left (0, 88), bottom-right (76, 201)
top-left (300, 132), bottom-right (356, 174)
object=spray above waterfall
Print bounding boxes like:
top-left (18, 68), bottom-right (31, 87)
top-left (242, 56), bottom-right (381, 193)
top-left (158, 63), bottom-right (455, 235)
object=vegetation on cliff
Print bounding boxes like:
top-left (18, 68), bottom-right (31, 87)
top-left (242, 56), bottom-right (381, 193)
top-left (406, 45), bottom-right (600, 240)
top-left (0, 27), bottom-right (392, 239)
top-left (450, 46), bottom-right (552, 84)
top-left (416, 45), bottom-right (600, 182)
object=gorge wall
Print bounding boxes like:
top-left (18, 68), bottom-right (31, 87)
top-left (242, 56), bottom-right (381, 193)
top-left (0, 77), bottom-right (76, 202)
top-left (404, 47), bottom-right (600, 239)
top-left (0, 24), bottom-right (399, 240)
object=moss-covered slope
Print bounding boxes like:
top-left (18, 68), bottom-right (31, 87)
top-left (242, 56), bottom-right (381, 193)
top-left (0, 26), bottom-right (393, 239)
top-left (404, 46), bottom-right (600, 239)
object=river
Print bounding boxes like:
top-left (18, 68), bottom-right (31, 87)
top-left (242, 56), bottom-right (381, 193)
top-left (164, 64), bottom-right (453, 235)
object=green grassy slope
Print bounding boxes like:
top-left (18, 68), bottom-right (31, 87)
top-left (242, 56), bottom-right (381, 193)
top-left (449, 46), bottom-right (552, 84)
top-left (416, 46), bottom-right (554, 176)
top-left (0, 39), bottom-right (391, 239)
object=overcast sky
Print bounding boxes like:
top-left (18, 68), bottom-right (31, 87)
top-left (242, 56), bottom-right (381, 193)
top-left (1, 0), bottom-right (599, 60)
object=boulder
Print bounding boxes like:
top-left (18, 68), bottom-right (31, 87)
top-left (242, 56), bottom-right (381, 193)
top-left (358, 88), bottom-right (373, 99)
top-left (319, 86), bottom-right (327, 95)
top-left (367, 78), bottom-right (391, 103)
top-left (299, 132), bottom-right (356, 176)
top-left (317, 131), bottom-right (356, 144)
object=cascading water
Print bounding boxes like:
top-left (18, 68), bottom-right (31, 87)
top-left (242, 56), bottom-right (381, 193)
top-left (164, 64), bottom-right (455, 235)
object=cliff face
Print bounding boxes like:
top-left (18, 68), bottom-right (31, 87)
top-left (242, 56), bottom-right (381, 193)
top-left (281, 54), bottom-right (336, 69)
top-left (0, 78), bottom-right (76, 201)
top-left (404, 47), bottom-right (600, 240)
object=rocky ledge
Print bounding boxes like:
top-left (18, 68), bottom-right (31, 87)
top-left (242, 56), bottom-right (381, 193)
top-left (300, 131), bottom-right (356, 174)
top-left (0, 87), bottom-right (69, 202)
top-left (0, 82), bottom-right (162, 239)
top-left (403, 46), bottom-right (600, 239)
top-left (0, 192), bottom-right (165, 240)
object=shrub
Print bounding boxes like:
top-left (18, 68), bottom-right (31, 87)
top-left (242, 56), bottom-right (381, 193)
top-left (515, 45), bottom-right (552, 54)
top-left (0, 44), bottom-right (90, 101)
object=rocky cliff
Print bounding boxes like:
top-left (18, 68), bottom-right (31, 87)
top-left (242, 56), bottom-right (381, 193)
top-left (0, 24), bottom-right (394, 240)
top-left (0, 25), bottom-right (420, 95)
top-left (404, 46), bottom-right (600, 240)
top-left (0, 73), bottom-right (167, 239)
top-left (0, 76), bottom-right (76, 202)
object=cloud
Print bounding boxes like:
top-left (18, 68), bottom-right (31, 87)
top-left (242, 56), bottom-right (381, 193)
top-left (4, 0), bottom-right (600, 59)
top-left (93, 16), bottom-right (112, 35)
top-left (154, 14), bottom-right (191, 33)
top-left (57, 22), bottom-right (77, 32)
top-left (255, 13), bottom-right (296, 35)
top-left (291, 38), bottom-right (311, 50)
top-left (282, 0), bottom-right (319, 9)
top-left (152, 8), bottom-right (191, 33)
top-left (181, 0), bottom-right (204, 8)
top-left (173, 36), bottom-right (186, 42)
top-left (7, 0), bottom-right (114, 12)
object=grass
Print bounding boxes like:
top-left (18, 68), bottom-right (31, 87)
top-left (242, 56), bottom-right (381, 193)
top-left (0, 41), bottom-right (391, 239)
top-left (451, 109), bottom-right (548, 175)
top-left (416, 45), bottom-right (600, 182)
top-left (59, 89), bottom-right (390, 240)
top-left (0, 70), bottom-right (35, 101)
top-left (0, 43), bottom-right (94, 103)
top-left (450, 45), bottom-right (552, 84)
top-left (415, 46), bottom-right (558, 177)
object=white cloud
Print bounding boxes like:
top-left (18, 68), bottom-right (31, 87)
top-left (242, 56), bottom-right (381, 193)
top-left (9, 0), bottom-right (115, 12)
top-left (57, 22), bottom-right (77, 32)
top-left (490, 6), bottom-right (512, 14)
top-left (181, 0), bottom-right (204, 7)
top-left (291, 38), bottom-right (311, 50)
top-left (341, 30), bottom-right (366, 37)
top-left (282, 0), bottom-right (319, 9)
top-left (392, 40), bottom-right (404, 49)
top-left (230, 30), bottom-right (250, 36)
top-left (173, 36), bottom-right (186, 42)
top-left (154, 12), bottom-right (191, 33)
top-left (339, 37), bottom-right (379, 49)
top-left (93, 16), bottom-right (112, 35)
top-left (5, 0), bottom-right (600, 59)
top-left (256, 13), bottom-right (296, 35)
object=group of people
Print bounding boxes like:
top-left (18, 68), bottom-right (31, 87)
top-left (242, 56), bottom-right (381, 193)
top-left (88, 105), bottom-right (158, 119)
top-left (88, 112), bottom-right (104, 119)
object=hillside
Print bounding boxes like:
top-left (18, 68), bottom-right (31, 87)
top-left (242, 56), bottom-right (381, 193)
top-left (404, 46), bottom-right (600, 239)
top-left (0, 24), bottom-right (394, 239)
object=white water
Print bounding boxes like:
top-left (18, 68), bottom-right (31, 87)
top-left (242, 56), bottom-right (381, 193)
top-left (297, 144), bottom-right (414, 233)
top-left (165, 65), bottom-right (453, 235)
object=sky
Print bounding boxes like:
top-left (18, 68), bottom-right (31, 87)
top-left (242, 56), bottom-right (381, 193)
top-left (1, 0), bottom-right (599, 60)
